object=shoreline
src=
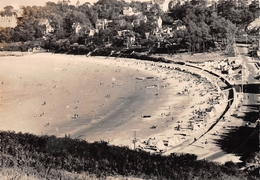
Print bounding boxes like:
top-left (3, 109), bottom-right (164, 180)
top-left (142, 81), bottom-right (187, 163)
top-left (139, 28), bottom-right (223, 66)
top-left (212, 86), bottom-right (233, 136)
top-left (0, 54), bottom-right (197, 139)
top-left (0, 52), bottom-right (239, 164)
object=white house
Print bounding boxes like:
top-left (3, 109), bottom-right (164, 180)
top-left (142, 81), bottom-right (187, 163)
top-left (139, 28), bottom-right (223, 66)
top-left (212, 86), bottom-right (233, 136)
top-left (0, 15), bottom-right (17, 28)
top-left (72, 22), bottom-right (82, 34)
top-left (123, 7), bottom-right (134, 16)
top-left (38, 19), bottom-right (54, 34)
top-left (95, 19), bottom-right (112, 30)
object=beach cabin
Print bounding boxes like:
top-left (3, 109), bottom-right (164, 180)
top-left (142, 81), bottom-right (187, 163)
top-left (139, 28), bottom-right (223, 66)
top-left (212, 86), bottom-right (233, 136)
top-left (146, 138), bottom-right (166, 152)
top-left (228, 68), bottom-right (235, 75)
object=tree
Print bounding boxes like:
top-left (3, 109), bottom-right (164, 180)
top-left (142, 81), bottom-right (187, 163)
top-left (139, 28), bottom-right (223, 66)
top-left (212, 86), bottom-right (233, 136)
top-left (217, 0), bottom-right (237, 20)
top-left (78, 3), bottom-right (98, 27)
top-left (168, 2), bottom-right (187, 21)
top-left (249, 1), bottom-right (260, 19)
top-left (185, 20), bottom-right (199, 54)
top-left (217, 0), bottom-right (252, 28)
top-left (93, 0), bottom-right (126, 20)
top-left (0, 27), bottom-right (15, 43)
top-left (209, 16), bottom-right (236, 45)
top-left (0, 6), bottom-right (14, 16)
top-left (98, 28), bottom-right (117, 43)
top-left (199, 22), bottom-right (211, 52)
top-left (129, 1), bottom-right (143, 12)
top-left (190, 0), bottom-right (207, 6)
top-left (133, 21), bottom-right (156, 39)
top-left (239, 8), bottom-right (254, 29)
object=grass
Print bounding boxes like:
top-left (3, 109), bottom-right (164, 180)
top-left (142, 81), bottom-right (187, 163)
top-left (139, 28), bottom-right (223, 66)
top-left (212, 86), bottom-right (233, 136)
top-left (0, 131), bottom-right (258, 180)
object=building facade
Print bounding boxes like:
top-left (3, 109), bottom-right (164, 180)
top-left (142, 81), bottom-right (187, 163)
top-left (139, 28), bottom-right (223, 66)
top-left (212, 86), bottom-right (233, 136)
top-left (0, 15), bottom-right (17, 28)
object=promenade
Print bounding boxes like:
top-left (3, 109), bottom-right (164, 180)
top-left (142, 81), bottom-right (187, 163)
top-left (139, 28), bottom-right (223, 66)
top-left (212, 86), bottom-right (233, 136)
top-left (162, 45), bottom-right (259, 164)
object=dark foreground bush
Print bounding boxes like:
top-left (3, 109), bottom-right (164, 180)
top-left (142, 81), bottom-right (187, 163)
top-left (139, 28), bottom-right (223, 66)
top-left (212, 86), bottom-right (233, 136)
top-left (0, 131), bottom-right (257, 180)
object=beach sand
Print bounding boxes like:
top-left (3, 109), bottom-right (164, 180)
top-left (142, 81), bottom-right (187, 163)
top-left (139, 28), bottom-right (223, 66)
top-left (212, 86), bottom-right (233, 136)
top-left (0, 53), bottom-right (239, 163)
top-left (0, 54), bottom-right (190, 139)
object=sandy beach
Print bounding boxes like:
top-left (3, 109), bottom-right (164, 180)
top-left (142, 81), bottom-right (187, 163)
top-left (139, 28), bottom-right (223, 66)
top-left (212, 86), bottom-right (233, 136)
top-left (0, 52), bottom-right (235, 163)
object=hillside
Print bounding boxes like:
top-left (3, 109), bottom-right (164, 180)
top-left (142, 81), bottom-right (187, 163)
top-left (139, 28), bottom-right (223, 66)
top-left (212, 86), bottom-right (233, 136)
top-left (1, 131), bottom-right (258, 180)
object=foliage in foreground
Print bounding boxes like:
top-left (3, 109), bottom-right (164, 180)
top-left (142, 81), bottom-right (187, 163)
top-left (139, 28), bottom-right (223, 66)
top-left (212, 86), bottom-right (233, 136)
top-left (0, 131), bottom-right (257, 180)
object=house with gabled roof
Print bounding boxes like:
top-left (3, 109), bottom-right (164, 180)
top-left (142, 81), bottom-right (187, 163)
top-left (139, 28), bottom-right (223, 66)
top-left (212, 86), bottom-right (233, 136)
top-left (95, 19), bottom-right (112, 30)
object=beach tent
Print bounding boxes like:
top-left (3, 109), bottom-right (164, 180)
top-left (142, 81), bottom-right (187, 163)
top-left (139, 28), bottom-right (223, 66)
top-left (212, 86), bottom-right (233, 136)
top-left (229, 57), bottom-right (241, 66)
top-left (156, 140), bottom-right (165, 152)
top-left (147, 138), bottom-right (156, 146)
top-left (204, 61), bottom-right (214, 68)
top-left (208, 110), bottom-right (216, 119)
top-left (193, 123), bottom-right (202, 130)
top-left (219, 61), bottom-right (227, 70)
top-left (210, 106), bottom-right (217, 113)
top-left (213, 61), bottom-right (220, 69)
top-left (228, 68), bottom-right (235, 75)
top-left (168, 137), bottom-right (181, 147)
top-left (218, 93), bottom-right (224, 101)
top-left (146, 138), bottom-right (165, 152)
top-left (135, 141), bottom-right (144, 149)
top-left (236, 112), bottom-right (245, 118)
top-left (214, 104), bottom-right (222, 112)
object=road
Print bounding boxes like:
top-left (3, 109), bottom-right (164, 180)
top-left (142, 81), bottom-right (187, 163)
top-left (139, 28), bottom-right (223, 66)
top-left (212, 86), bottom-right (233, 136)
top-left (236, 44), bottom-right (260, 123)
top-left (237, 43), bottom-right (259, 84)
top-left (164, 44), bottom-right (259, 163)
